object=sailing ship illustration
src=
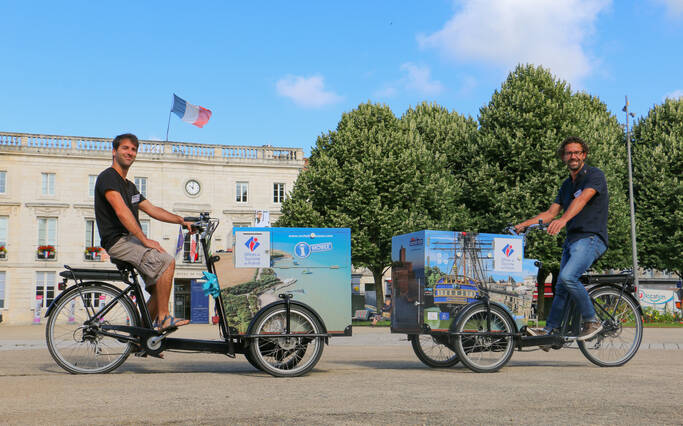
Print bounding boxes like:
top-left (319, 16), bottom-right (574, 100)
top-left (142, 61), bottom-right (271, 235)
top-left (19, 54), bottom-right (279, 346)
top-left (432, 233), bottom-right (490, 305)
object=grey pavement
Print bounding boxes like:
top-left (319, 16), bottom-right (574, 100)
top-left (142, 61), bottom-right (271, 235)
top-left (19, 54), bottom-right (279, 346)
top-left (0, 324), bottom-right (682, 425)
top-left (2, 323), bottom-right (682, 350)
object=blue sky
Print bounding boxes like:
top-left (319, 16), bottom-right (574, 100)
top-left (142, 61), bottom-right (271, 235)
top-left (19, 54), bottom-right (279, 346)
top-left (2, 1), bottom-right (682, 155)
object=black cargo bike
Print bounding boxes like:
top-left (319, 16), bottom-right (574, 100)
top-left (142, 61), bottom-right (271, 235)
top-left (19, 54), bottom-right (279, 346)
top-left (44, 213), bottom-right (329, 377)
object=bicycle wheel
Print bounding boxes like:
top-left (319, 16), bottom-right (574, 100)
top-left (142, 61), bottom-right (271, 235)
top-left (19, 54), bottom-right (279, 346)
top-left (579, 286), bottom-right (643, 367)
top-left (410, 334), bottom-right (459, 368)
top-left (46, 283), bottom-right (138, 374)
top-left (453, 304), bottom-right (516, 373)
top-left (243, 349), bottom-right (262, 371)
top-left (249, 304), bottom-right (325, 377)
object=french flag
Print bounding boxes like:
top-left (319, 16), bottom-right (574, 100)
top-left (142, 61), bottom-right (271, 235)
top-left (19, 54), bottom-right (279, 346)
top-left (171, 94), bottom-right (212, 128)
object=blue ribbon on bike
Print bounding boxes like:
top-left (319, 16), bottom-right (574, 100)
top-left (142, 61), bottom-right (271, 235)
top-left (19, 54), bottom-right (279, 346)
top-left (201, 271), bottom-right (221, 298)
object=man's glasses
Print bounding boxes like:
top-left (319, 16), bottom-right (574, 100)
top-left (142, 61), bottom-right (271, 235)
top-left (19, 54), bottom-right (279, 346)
top-left (564, 151), bottom-right (584, 157)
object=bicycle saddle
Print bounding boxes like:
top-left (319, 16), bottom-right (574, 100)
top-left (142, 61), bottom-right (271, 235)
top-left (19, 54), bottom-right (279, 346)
top-left (110, 258), bottom-right (134, 272)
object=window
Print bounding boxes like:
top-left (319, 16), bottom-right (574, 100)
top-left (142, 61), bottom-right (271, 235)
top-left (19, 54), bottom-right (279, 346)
top-left (0, 171), bottom-right (6, 193)
top-left (41, 173), bottom-right (55, 195)
top-left (38, 218), bottom-right (57, 259)
top-left (273, 183), bottom-right (285, 203)
top-left (84, 220), bottom-right (102, 260)
top-left (140, 220), bottom-right (150, 237)
top-left (183, 232), bottom-right (202, 263)
top-left (0, 271), bottom-right (5, 308)
top-left (134, 177), bottom-right (147, 198)
top-left (0, 216), bottom-right (7, 259)
top-left (38, 218), bottom-right (57, 246)
top-left (36, 271), bottom-right (56, 308)
top-left (88, 175), bottom-right (97, 197)
top-left (236, 182), bottom-right (248, 203)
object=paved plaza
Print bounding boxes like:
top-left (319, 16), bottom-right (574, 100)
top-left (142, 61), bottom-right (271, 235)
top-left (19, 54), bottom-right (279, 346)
top-left (0, 325), bottom-right (681, 424)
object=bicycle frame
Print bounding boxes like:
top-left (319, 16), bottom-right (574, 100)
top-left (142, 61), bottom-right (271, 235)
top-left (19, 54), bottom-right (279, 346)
top-left (57, 214), bottom-right (330, 358)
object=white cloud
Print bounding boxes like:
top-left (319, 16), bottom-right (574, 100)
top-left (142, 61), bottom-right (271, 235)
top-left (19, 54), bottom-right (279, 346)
top-left (418, 0), bottom-right (610, 84)
top-left (664, 89), bottom-right (683, 100)
top-left (654, 0), bottom-right (683, 17)
top-left (276, 75), bottom-right (343, 108)
top-left (400, 63), bottom-right (444, 96)
top-left (373, 86), bottom-right (398, 98)
top-left (374, 63), bottom-right (444, 99)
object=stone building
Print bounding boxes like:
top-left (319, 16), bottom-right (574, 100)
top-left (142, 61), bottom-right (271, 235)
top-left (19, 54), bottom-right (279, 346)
top-left (0, 131), bottom-right (304, 324)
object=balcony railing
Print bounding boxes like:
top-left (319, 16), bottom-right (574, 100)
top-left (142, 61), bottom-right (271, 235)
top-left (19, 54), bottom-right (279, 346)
top-left (0, 131), bottom-right (304, 165)
top-left (36, 245), bottom-right (57, 260)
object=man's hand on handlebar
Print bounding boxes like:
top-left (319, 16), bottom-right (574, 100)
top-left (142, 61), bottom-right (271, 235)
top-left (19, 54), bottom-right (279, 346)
top-left (513, 223), bottom-right (527, 234)
top-left (181, 221), bottom-right (196, 234)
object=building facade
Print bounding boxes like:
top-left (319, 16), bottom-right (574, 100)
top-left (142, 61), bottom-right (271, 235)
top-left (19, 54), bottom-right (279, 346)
top-left (0, 131), bottom-right (304, 324)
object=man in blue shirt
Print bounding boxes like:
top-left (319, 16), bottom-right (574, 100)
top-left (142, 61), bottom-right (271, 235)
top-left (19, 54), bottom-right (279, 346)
top-left (515, 136), bottom-right (608, 341)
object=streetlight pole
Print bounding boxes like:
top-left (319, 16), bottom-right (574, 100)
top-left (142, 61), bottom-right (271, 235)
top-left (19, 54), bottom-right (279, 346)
top-left (623, 96), bottom-right (640, 291)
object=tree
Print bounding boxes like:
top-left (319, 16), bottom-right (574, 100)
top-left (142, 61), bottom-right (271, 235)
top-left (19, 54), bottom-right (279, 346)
top-left (277, 102), bottom-right (464, 309)
top-left (470, 64), bottom-right (631, 317)
top-left (632, 98), bottom-right (683, 277)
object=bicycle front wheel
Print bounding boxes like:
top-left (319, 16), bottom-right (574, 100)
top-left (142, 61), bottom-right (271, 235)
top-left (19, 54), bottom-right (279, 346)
top-left (410, 334), bottom-right (459, 368)
top-left (453, 304), bottom-right (516, 373)
top-left (579, 286), bottom-right (643, 367)
top-left (46, 283), bottom-right (138, 374)
top-left (249, 304), bottom-right (325, 377)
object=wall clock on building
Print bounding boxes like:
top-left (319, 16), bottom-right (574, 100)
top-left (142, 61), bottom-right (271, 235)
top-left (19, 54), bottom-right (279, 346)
top-left (185, 179), bottom-right (201, 196)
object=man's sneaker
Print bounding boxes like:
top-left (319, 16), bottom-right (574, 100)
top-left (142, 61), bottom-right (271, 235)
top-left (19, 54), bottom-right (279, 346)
top-left (525, 327), bottom-right (551, 351)
top-left (526, 327), bottom-right (548, 336)
top-left (578, 320), bottom-right (603, 341)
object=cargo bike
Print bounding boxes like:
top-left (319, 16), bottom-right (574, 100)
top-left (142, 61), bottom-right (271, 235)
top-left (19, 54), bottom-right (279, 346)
top-left (392, 224), bottom-right (643, 373)
top-left (45, 213), bottom-right (352, 377)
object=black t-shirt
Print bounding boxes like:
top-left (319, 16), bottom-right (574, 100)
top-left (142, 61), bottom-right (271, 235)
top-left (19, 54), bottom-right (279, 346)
top-left (554, 164), bottom-right (609, 246)
top-left (95, 167), bottom-right (146, 250)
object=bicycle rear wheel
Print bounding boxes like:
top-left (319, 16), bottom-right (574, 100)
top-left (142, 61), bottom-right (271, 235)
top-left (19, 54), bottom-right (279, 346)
top-left (579, 286), bottom-right (643, 367)
top-left (453, 304), bottom-right (515, 373)
top-left (249, 304), bottom-right (325, 377)
top-left (410, 334), bottom-right (459, 368)
top-left (46, 283), bottom-right (138, 374)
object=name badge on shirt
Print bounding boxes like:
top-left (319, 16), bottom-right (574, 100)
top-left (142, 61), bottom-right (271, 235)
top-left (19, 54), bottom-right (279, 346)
top-left (131, 194), bottom-right (140, 204)
top-left (574, 189), bottom-right (583, 198)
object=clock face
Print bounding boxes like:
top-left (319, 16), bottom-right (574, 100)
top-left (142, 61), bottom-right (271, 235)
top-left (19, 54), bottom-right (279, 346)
top-left (185, 179), bottom-right (200, 196)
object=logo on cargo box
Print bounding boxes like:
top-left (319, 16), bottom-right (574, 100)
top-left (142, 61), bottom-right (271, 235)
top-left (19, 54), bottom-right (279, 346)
top-left (501, 243), bottom-right (514, 257)
top-left (245, 236), bottom-right (260, 252)
top-left (409, 237), bottom-right (424, 246)
top-left (294, 242), bottom-right (311, 258)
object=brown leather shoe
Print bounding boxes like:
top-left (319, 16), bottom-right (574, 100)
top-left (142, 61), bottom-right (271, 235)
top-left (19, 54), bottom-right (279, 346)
top-left (526, 327), bottom-right (551, 352)
top-left (578, 320), bottom-right (603, 341)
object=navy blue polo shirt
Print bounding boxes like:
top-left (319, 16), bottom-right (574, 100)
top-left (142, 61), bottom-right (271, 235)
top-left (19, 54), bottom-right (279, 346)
top-left (554, 164), bottom-right (609, 246)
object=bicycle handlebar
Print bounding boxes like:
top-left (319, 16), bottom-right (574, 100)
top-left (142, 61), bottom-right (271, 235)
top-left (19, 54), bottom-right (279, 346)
top-left (505, 220), bottom-right (548, 236)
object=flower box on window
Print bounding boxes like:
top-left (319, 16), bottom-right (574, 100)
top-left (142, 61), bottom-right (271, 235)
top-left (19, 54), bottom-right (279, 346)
top-left (84, 246), bottom-right (102, 261)
top-left (37, 245), bottom-right (56, 260)
top-left (0, 246), bottom-right (6, 259)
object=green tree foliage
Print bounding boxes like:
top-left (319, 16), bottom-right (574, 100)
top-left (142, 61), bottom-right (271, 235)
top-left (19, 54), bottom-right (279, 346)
top-left (471, 64), bottom-right (631, 314)
top-left (277, 102), bottom-right (470, 308)
top-left (632, 98), bottom-right (683, 277)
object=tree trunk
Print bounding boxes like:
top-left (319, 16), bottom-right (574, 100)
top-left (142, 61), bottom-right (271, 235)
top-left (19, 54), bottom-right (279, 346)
top-left (370, 266), bottom-right (385, 313)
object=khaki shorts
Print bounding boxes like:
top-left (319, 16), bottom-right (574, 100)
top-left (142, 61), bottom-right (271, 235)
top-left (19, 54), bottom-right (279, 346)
top-left (107, 235), bottom-right (174, 287)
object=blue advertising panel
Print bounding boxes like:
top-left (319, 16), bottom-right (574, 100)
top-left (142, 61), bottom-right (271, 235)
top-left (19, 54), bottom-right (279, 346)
top-left (391, 230), bottom-right (539, 333)
top-left (190, 279), bottom-right (209, 324)
top-left (220, 227), bottom-right (352, 334)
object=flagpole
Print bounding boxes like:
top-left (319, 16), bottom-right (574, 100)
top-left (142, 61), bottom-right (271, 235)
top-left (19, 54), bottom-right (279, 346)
top-left (165, 94), bottom-right (173, 142)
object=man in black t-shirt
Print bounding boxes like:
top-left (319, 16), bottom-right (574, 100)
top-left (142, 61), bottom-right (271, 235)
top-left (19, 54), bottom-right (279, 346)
top-left (95, 133), bottom-right (194, 331)
top-left (515, 136), bottom-right (608, 342)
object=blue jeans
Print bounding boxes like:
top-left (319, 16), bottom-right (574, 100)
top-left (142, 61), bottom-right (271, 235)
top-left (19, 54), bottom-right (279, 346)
top-left (545, 235), bottom-right (607, 331)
